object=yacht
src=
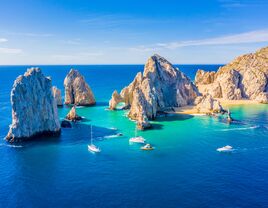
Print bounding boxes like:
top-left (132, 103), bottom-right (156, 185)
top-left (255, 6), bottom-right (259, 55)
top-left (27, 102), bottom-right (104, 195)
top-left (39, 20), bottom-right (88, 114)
top-left (217, 145), bottom-right (233, 152)
top-left (88, 125), bottom-right (101, 153)
top-left (129, 128), bottom-right (145, 144)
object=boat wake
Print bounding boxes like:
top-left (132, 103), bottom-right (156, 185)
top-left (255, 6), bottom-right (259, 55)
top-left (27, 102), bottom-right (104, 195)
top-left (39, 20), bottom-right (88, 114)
top-left (218, 125), bottom-right (260, 132)
top-left (103, 134), bottom-right (120, 139)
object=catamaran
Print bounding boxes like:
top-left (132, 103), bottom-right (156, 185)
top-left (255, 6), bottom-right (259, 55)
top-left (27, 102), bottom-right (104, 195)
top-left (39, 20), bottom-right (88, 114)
top-left (88, 125), bottom-right (101, 153)
top-left (129, 127), bottom-right (145, 144)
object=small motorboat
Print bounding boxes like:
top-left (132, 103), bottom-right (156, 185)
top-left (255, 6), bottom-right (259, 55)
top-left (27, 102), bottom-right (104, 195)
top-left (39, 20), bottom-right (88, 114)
top-left (217, 145), bottom-right (233, 152)
top-left (88, 144), bottom-right (101, 153)
top-left (117, 133), bottom-right (123, 136)
top-left (129, 136), bottom-right (145, 144)
top-left (141, 143), bottom-right (154, 150)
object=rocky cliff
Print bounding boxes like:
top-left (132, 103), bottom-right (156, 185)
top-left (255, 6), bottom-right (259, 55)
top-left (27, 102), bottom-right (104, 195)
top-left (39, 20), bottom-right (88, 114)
top-left (195, 46), bottom-right (268, 103)
top-left (109, 54), bottom-right (200, 128)
top-left (52, 86), bottom-right (63, 106)
top-left (64, 69), bottom-right (96, 106)
top-left (6, 68), bottom-right (61, 142)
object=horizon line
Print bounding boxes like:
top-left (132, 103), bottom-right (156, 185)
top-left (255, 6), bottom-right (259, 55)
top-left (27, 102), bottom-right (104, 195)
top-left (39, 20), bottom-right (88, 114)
top-left (0, 63), bottom-right (226, 67)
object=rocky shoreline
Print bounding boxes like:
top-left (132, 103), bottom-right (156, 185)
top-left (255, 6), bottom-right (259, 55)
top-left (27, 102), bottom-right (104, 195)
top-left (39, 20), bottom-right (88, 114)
top-left (5, 46), bottom-right (268, 142)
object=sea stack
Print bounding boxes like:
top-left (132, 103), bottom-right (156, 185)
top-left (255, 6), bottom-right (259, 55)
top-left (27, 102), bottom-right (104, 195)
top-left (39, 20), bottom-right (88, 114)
top-left (66, 106), bottom-right (82, 121)
top-left (195, 46), bottom-right (268, 103)
top-left (52, 86), bottom-right (63, 106)
top-left (6, 68), bottom-right (61, 142)
top-left (109, 54), bottom-right (199, 128)
top-left (64, 69), bottom-right (96, 106)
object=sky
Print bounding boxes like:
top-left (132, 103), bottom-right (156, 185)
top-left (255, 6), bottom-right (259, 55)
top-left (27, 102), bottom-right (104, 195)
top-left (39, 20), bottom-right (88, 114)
top-left (1, 0), bottom-right (268, 65)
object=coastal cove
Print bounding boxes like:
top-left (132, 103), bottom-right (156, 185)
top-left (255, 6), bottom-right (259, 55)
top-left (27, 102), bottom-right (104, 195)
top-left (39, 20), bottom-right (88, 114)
top-left (0, 65), bottom-right (268, 207)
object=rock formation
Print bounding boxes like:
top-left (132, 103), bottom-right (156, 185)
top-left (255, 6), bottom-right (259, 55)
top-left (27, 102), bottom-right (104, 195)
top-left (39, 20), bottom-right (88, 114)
top-left (194, 94), bottom-right (223, 113)
top-left (195, 46), bottom-right (268, 103)
top-left (6, 68), bottom-right (61, 142)
top-left (61, 120), bottom-right (72, 128)
top-left (66, 106), bottom-right (82, 121)
top-left (109, 90), bottom-right (123, 110)
top-left (64, 69), bottom-right (96, 106)
top-left (109, 54), bottom-right (200, 128)
top-left (52, 86), bottom-right (63, 106)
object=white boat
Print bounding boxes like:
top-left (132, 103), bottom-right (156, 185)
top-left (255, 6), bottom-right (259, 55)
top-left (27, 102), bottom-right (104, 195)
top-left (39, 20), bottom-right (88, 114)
top-left (141, 143), bottom-right (154, 150)
top-left (217, 145), bottom-right (233, 152)
top-left (129, 128), bottom-right (145, 144)
top-left (88, 125), bottom-right (101, 153)
top-left (129, 136), bottom-right (145, 144)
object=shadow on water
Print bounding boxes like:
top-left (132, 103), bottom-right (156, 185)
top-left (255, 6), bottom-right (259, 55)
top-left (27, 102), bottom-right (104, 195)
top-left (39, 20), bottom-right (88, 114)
top-left (6, 122), bottom-right (119, 149)
top-left (95, 101), bottom-right (109, 107)
top-left (143, 123), bottom-right (164, 131)
top-left (155, 114), bottom-right (194, 122)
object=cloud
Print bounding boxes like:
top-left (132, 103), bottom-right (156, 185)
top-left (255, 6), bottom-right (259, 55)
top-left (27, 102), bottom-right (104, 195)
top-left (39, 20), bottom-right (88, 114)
top-left (7, 32), bottom-right (53, 37)
top-left (142, 29), bottom-right (268, 50)
top-left (0, 47), bottom-right (22, 54)
top-left (61, 39), bottom-right (81, 45)
top-left (0, 38), bottom-right (8, 43)
top-left (80, 14), bottom-right (169, 30)
top-left (218, 0), bottom-right (268, 8)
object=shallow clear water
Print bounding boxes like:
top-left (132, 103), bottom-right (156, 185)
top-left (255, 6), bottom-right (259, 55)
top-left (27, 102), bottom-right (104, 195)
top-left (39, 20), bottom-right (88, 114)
top-left (0, 65), bottom-right (267, 208)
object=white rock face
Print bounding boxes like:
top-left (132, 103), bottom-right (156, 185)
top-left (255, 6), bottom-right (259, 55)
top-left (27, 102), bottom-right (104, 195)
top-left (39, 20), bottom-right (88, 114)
top-left (194, 94), bottom-right (223, 113)
top-left (195, 46), bottom-right (268, 102)
top-left (6, 68), bottom-right (61, 142)
top-left (109, 54), bottom-right (199, 128)
top-left (64, 69), bottom-right (96, 106)
top-left (52, 86), bottom-right (63, 106)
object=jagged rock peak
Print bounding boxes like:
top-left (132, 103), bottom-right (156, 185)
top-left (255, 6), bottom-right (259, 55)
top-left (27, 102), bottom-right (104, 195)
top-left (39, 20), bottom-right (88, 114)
top-left (109, 54), bottom-right (199, 128)
top-left (6, 67), bottom-right (61, 142)
top-left (64, 69), bottom-right (96, 106)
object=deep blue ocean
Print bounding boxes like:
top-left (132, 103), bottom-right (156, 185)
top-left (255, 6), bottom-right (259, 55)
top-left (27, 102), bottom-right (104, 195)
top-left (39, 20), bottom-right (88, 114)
top-left (0, 65), bottom-right (267, 208)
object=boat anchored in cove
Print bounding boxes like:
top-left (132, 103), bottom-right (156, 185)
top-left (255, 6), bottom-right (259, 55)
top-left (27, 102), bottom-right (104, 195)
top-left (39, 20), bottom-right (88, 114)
top-left (88, 125), bottom-right (101, 153)
top-left (129, 127), bottom-right (146, 144)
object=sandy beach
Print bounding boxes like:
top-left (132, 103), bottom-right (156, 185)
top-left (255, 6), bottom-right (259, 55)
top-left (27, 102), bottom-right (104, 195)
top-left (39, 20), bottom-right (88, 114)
top-left (166, 99), bottom-right (260, 116)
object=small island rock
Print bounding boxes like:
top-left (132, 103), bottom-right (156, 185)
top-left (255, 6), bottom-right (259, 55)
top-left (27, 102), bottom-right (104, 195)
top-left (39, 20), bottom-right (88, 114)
top-left (66, 106), bottom-right (82, 121)
top-left (61, 120), bottom-right (72, 128)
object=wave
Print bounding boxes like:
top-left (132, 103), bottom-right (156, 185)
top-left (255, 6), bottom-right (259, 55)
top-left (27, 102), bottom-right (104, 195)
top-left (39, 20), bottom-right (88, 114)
top-left (218, 125), bottom-right (260, 132)
top-left (0, 143), bottom-right (23, 148)
top-left (75, 106), bottom-right (86, 109)
top-left (104, 134), bottom-right (122, 139)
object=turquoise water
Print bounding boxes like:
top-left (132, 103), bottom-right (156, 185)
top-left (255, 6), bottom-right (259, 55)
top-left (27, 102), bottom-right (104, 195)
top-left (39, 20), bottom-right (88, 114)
top-left (0, 65), bottom-right (267, 208)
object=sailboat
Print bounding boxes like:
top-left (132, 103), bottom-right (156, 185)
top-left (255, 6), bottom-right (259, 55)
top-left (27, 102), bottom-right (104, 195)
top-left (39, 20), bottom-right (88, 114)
top-left (88, 125), bottom-right (101, 153)
top-left (129, 127), bottom-right (145, 144)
